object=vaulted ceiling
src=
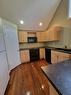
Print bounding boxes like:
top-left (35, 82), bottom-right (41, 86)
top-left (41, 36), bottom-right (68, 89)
top-left (0, 0), bottom-right (61, 31)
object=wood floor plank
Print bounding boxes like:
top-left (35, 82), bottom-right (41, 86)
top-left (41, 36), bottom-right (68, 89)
top-left (5, 60), bottom-right (49, 95)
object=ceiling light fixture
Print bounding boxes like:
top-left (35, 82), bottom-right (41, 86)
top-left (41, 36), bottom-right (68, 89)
top-left (39, 22), bottom-right (43, 26)
top-left (20, 20), bottom-right (24, 25)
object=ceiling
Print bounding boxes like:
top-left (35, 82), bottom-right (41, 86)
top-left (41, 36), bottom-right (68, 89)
top-left (0, 0), bottom-right (61, 31)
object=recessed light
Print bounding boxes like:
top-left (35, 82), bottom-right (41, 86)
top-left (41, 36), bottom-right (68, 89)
top-left (20, 20), bottom-right (24, 25)
top-left (39, 22), bottom-right (43, 26)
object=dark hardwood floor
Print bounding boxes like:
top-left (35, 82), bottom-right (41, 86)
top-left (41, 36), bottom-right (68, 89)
top-left (5, 59), bottom-right (49, 95)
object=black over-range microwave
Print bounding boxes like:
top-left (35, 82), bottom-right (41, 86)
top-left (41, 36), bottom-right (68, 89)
top-left (27, 37), bottom-right (37, 43)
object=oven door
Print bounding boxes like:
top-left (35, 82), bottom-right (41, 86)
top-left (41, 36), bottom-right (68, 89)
top-left (29, 48), bottom-right (39, 61)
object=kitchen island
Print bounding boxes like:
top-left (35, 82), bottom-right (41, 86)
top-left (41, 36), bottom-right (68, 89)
top-left (41, 59), bottom-right (71, 95)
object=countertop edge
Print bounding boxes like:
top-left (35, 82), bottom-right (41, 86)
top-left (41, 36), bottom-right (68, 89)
top-left (41, 67), bottom-right (62, 95)
top-left (19, 46), bottom-right (71, 54)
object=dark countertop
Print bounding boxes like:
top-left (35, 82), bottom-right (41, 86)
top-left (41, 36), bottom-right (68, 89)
top-left (19, 46), bottom-right (71, 54)
top-left (45, 47), bottom-right (71, 54)
top-left (41, 59), bottom-right (71, 95)
top-left (19, 47), bottom-right (45, 51)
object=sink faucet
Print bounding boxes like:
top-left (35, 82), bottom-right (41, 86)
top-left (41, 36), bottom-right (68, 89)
top-left (64, 45), bottom-right (67, 49)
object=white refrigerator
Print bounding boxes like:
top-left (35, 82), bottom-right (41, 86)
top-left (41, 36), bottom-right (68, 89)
top-left (0, 21), bottom-right (9, 95)
top-left (3, 19), bottom-right (21, 71)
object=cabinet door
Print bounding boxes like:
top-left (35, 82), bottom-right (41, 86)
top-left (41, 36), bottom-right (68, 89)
top-left (37, 32), bottom-right (43, 42)
top-left (51, 50), bottom-right (71, 64)
top-left (47, 26), bottom-right (62, 41)
top-left (20, 50), bottom-right (30, 63)
top-left (49, 31), bottom-right (60, 41)
top-left (58, 52), bottom-right (70, 62)
top-left (0, 52), bottom-right (9, 95)
top-left (37, 32), bottom-right (47, 42)
top-left (3, 20), bottom-right (21, 70)
top-left (18, 31), bottom-right (27, 42)
top-left (51, 51), bottom-right (58, 64)
top-left (40, 48), bottom-right (45, 59)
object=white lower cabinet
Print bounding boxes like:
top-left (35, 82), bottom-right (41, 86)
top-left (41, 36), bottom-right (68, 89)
top-left (48, 81), bottom-right (59, 95)
top-left (0, 52), bottom-right (9, 95)
top-left (20, 50), bottom-right (30, 63)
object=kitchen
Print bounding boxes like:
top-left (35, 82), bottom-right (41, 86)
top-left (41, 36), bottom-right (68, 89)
top-left (0, 0), bottom-right (71, 95)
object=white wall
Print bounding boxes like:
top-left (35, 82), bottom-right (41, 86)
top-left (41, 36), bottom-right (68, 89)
top-left (46, 0), bottom-right (71, 49)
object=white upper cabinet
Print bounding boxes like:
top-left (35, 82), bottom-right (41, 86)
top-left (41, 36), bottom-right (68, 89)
top-left (68, 0), bottom-right (71, 18)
